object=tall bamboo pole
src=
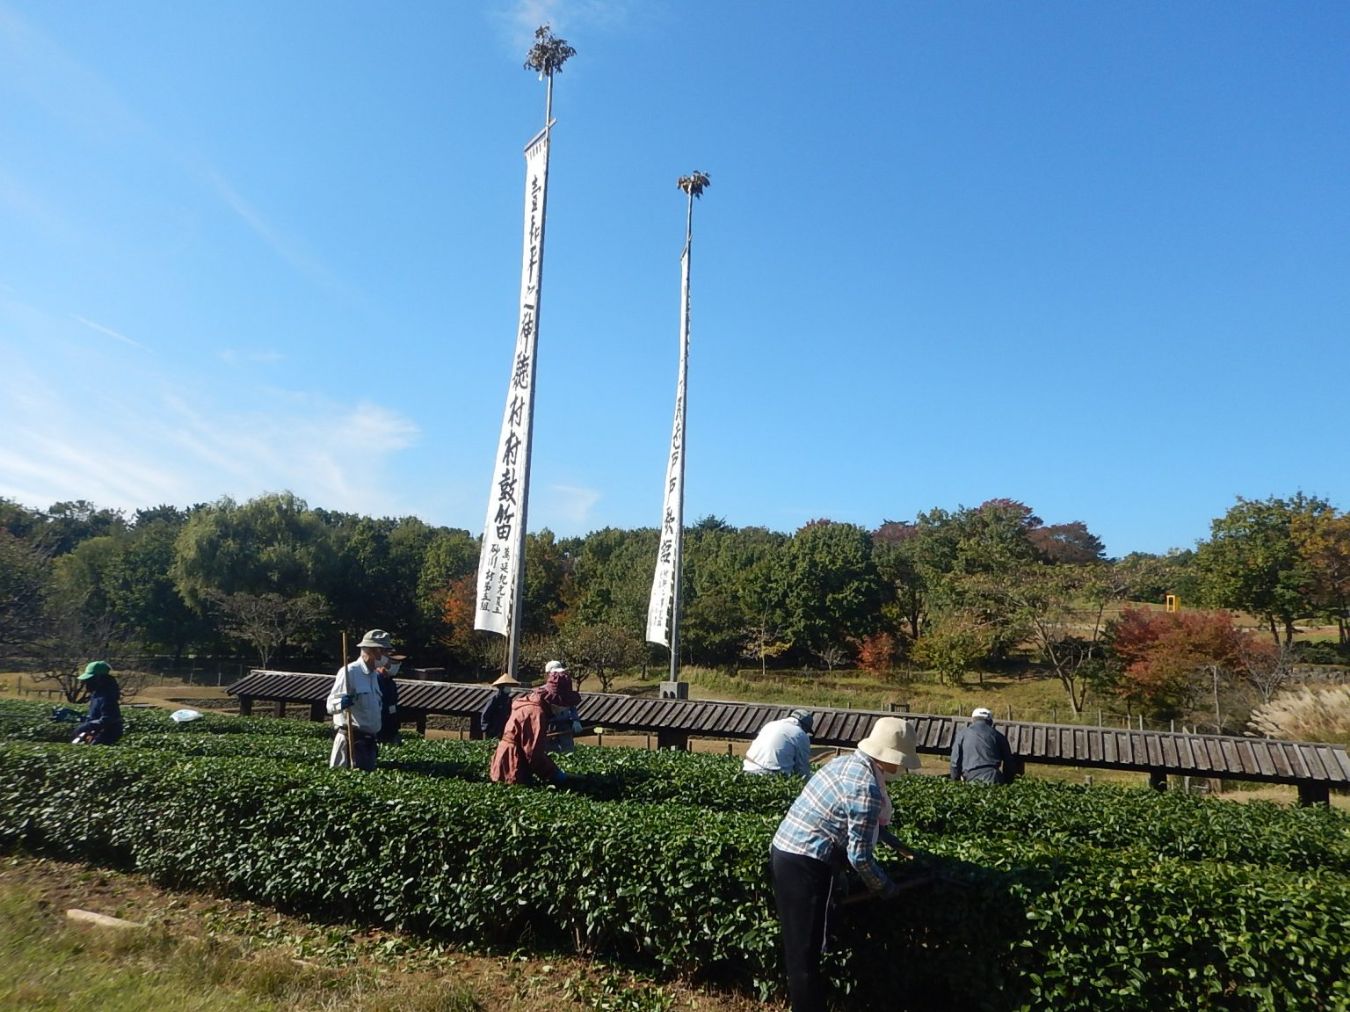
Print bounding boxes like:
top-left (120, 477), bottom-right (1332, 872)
top-left (667, 171), bottom-right (709, 681)
top-left (341, 630), bottom-right (354, 768)
top-left (504, 26), bottom-right (574, 679)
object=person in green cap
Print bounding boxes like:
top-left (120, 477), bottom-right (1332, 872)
top-left (72, 661), bottom-right (124, 745)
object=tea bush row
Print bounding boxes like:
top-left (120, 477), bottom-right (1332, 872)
top-left (4, 697), bottom-right (1343, 874)
top-left (0, 741), bottom-right (1346, 1010)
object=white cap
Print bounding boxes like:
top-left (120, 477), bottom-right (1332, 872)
top-left (972, 707), bottom-right (994, 722)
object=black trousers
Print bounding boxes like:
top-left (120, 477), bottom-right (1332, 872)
top-left (771, 846), bottom-right (835, 1012)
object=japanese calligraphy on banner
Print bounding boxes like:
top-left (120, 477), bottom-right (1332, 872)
top-left (646, 247), bottom-right (691, 646)
top-left (475, 131), bottom-right (550, 635)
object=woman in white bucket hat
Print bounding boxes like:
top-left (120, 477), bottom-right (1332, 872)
top-left (769, 717), bottom-right (922, 1012)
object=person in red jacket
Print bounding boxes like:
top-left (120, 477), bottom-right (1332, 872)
top-left (489, 667), bottom-right (582, 786)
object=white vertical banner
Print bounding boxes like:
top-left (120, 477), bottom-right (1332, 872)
top-left (646, 246), bottom-right (691, 646)
top-left (475, 131), bottom-right (550, 635)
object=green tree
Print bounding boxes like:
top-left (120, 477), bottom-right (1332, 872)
top-left (1195, 493), bottom-right (1330, 646)
top-left (417, 528), bottom-right (480, 626)
top-left (774, 520), bottom-right (880, 663)
top-left (0, 530), bottom-right (51, 654)
top-left (0, 498), bottom-right (45, 541)
top-left (522, 529), bottom-right (569, 638)
top-left (910, 610), bottom-right (993, 685)
top-left (927, 501), bottom-right (1044, 660)
top-left (557, 620), bottom-right (643, 692)
top-left (1114, 549), bottom-right (1199, 605)
top-left (680, 523), bottom-right (786, 666)
top-left (873, 521), bottom-right (932, 642)
top-left (1291, 509), bottom-right (1350, 646)
top-left (113, 508), bottom-right (211, 661)
top-left (568, 527), bottom-right (659, 635)
top-left (204, 590), bottom-right (329, 669)
top-left (171, 493), bottom-right (337, 608)
top-left (1000, 562), bottom-right (1121, 713)
top-left (40, 500), bottom-right (127, 555)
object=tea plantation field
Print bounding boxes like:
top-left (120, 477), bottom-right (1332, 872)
top-left (1, 700), bottom-right (1346, 1010)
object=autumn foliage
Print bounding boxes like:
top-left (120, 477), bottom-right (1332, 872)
top-left (1108, 607), bottom-right (1252, 718)
top-left (856, 631), bottom-right (898, 673)
top-left (439, 574), bottom-right (478, 655)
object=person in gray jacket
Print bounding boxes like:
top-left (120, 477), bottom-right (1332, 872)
top-left (327, 629), bottom-right (391, 771)
top-left (949, 706), bottom-right (1014, 784)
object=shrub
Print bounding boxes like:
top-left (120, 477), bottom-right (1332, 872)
top-left (0, 738), bottom-right (1348, 1009)
top-left (1248, 684), bottom-right (1350, 746)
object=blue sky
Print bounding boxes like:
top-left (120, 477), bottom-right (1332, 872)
top-left (2, 0), bottom-right (1346, 557)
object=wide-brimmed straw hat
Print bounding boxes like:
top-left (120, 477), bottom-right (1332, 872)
top-left (491, 673), bottom-right (520, 687)
top-left (358, 629), bottom-right (393, 649)
top-left (539, 669), bottom-right (581, 708)
top-left (857, 717), bottom-right (921, 770)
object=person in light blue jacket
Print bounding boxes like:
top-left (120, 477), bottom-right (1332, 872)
top-left (743, 709), bottom-right (814, 776)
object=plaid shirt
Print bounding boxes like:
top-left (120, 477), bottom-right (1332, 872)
top-left (771, 749), bottom-right (892, 892)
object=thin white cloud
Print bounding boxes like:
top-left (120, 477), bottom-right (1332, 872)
top-left (199, 167), bottom-right (341, 291)
top-left (547, 483), bottom-right (601, 528)
top-left (157, 390), bottom-right (421, 516)
top-left (0, 5), bottom-right (345, 297)
top-left (0, 2), bottom-right (144, 137)
top-left (72, 315), bottom-right (147, 351)
top-left (0, 337), bottom-right (424, 520)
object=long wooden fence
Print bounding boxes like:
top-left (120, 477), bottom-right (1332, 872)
top-left (228, 670), bottom-right (1350, 805)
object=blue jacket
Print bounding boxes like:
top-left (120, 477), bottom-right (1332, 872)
top-left (481, 689), bottom-right (513, 738)
top-left (76, 677), bottom-right (123, 745)
top-left (950, 719), bottom-right (1012, 783)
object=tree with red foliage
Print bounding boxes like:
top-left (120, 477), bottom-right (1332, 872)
top-left (1107, 607), bottom-right (1251, 722)
top-left (440, 574), bottom-right (497, 674)
top-left (856, 631), bottom-right (898, 674)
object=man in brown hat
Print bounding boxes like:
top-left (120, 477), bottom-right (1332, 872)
top-left (326, 629), bottom-right (392, 771)
top-left (769, 716), bottom-right (922, 1012)
top-left (489, 667), bottom-right (582, 786)
top-left (480, 672), bottom-right (519, 739)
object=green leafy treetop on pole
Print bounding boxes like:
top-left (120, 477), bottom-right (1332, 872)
top-left (524, 23), bottom-right (576, 77)
top-left (678, 171), bottom-right (711, 199)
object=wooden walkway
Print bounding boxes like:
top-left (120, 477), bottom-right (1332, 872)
top-left (228, 670), bottom-right (1350, 805)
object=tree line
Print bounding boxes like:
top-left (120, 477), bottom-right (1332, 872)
top-left (1, 491), bottom-right (1345, 721)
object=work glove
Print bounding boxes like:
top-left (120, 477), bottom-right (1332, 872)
top-left (339, 693), bottom-right (354, 711)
